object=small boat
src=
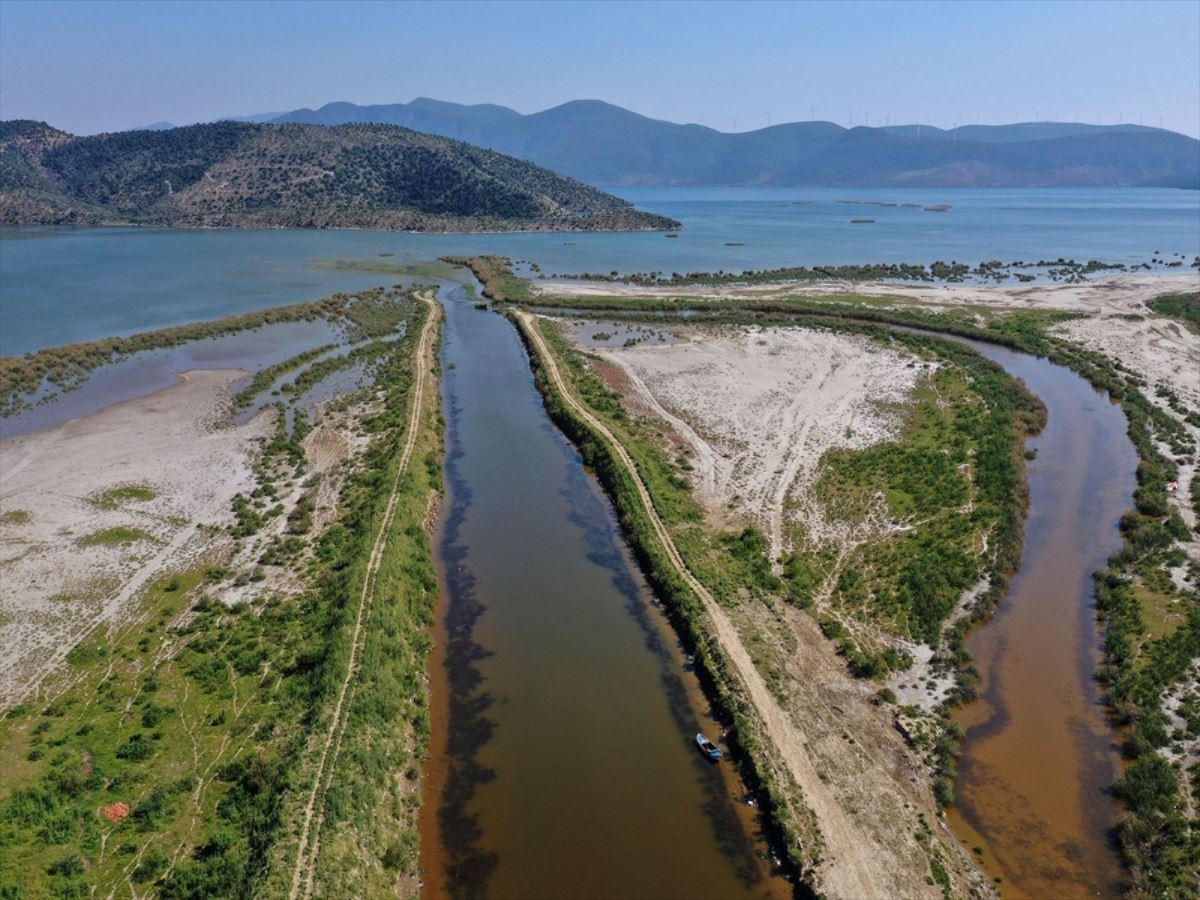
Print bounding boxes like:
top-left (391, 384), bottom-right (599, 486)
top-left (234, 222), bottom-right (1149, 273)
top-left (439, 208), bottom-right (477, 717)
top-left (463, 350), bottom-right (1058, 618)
top-left (695, 733), bottom-right (722, 761)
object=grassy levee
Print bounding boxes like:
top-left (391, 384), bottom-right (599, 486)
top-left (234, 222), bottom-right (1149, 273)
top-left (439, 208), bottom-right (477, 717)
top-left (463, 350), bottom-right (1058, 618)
top-left (508, 310), bottom-right (824, 887)
top-left (265, 294), bottom-right (441, 900)
top-left (439, 255), bottom-right (533, 303)
top-left (302, 301), bottom-right (443, 897)
top-left (0, 295), bottom-right (442, 899)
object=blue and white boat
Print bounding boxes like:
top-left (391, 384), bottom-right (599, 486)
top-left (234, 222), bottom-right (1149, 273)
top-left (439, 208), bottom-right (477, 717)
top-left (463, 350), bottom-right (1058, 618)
top-left (695, 733), bottom-right (722, 761)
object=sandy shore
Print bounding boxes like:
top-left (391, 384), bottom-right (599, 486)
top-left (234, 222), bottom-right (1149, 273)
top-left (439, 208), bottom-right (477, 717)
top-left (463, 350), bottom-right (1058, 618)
top-left (0, 370), bottom-right (269, 704)
top-left (537, 271), bottom-right (1199, 308)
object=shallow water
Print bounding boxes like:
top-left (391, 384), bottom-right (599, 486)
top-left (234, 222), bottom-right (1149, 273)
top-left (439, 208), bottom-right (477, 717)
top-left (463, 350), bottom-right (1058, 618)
top-left (3, 186), bottom-right (1196, 356)
top-left (0, 318), bottom-right (340, 440)
top-left (417, 281), bottom-right (789, 899)
top-left (945, 339), bottom-right (1137, 897)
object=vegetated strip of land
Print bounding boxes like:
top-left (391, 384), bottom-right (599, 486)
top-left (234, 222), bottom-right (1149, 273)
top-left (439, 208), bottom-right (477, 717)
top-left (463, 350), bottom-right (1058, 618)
top-left (474, 255), bottom-right (1199, 896)
top-left (0, 291), bottom-right (444, 897)
top-left (285, 291), bottom-right (438, 899)
top-left (544, 255), bottom-right (1199, 286)
top-left (0, 285), bottom-right (407, 417)
top-left (1148, 291), bottom-right (1200, 333)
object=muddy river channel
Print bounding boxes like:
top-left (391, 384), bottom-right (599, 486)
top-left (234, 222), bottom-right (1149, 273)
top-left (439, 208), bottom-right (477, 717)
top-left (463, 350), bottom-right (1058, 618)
top-left (947, 340), bottom-right (1137, 898)
top-left (417, 282), bottom-right (791, 899)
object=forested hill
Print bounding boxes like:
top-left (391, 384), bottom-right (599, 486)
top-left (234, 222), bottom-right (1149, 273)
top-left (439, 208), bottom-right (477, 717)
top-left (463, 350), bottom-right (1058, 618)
top-left (272, 98), bottom-right (1200, 188)
top-left (0, 120), bottom-right (678, 231)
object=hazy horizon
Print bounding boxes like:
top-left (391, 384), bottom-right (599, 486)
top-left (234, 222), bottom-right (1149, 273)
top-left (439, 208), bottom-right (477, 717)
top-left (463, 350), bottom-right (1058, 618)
top-left (2, 0), bottom-right (1198, 139)
top-left (122, 98), bottom-right (1200, 141)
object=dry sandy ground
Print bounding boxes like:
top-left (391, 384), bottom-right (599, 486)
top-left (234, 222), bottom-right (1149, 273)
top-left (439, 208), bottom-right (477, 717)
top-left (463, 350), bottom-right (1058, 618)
top-left (539, 270), bottom-right (1197, 309)
top-left (0, 370), bottom-right (268, 704)
top-left (594, 325), bottom-right (929, 563)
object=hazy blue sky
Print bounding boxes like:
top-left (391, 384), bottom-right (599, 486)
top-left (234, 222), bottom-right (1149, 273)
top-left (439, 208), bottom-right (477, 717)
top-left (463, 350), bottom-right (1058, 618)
top-left (2, 0), bottom-right (1198, 136)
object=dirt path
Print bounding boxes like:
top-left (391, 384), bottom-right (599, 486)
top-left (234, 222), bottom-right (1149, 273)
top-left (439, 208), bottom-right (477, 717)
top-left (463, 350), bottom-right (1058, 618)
top-left (288, 292), bottom-right (438, 900)
top-left (518, 311), bottom-right (909, 899)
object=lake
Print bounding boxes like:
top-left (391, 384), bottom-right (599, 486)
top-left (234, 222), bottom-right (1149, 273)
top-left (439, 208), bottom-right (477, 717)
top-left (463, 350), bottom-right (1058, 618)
top-left (2, 186), bottom-right (1197, 357)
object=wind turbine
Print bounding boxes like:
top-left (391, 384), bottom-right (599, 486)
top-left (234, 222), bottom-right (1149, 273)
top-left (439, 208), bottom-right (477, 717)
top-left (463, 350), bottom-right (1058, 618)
top-left (809, 104), bottom-right (816, 121)
top-left (731, 115), bottom-right (739, 132)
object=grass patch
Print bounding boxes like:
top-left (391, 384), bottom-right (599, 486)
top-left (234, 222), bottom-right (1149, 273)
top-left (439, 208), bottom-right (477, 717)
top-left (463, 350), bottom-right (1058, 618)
top-left (0, 509), bottom-right (31, 525)
top-left (1134, 585), bottom-right (1184, 642)
top-left (1147, 291), bottom-right (1200, 333)
top-left (88, 483), bottom-right (157, 510)
top-left (76, 526), bottom-right (153, 547)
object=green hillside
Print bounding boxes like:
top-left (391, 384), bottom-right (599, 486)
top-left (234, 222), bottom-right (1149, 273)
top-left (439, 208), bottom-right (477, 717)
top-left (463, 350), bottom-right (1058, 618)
top-left (0, 120), bottom-right (678, 231)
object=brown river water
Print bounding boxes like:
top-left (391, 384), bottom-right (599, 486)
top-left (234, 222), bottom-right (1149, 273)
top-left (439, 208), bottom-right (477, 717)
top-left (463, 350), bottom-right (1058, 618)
top-left (417, 281), bottom-right (792, 899)
top-left (947, 339), bottom-right (1137, 898)
top-left (417, 283), bottom-right (1138, 898)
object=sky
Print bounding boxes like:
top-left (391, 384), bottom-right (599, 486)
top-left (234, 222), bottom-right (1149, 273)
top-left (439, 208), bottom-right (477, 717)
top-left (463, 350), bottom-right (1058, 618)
top-left (2, 0), bottom-right (1198, 137)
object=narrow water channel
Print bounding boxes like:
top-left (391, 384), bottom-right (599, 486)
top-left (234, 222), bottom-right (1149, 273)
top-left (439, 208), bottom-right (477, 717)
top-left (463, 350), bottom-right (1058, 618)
top-left (947, 340), bottom-right (1137, 897)
top-left (418, 281), bottom-right (789, 899)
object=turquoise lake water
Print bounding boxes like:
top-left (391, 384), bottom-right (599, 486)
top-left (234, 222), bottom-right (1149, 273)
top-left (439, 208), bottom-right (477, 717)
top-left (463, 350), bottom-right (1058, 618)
top-left (2, 186), bottom-right (1197, 356)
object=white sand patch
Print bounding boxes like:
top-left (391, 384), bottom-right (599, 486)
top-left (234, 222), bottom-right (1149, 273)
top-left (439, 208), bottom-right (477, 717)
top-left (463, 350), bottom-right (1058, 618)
top-left (594, 324), bottom-right (930, 562)
top-left (0, 370), bottom-right (270, 704)
top-left (540, 271), bottom-right (1200, 313)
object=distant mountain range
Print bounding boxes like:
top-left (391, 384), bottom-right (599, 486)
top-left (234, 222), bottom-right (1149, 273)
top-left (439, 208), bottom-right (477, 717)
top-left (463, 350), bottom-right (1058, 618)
top-left (267, 98), bottom-right (1200, 188)
top-left (0, 120), bottom-right (677, 231)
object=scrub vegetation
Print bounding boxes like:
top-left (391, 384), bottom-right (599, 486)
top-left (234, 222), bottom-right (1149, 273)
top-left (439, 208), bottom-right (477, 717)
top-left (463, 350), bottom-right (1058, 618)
top-left (1147, 290), bottom-right (1200, 333)
top-left (0, 119), bottom-right (678, 232)
top-left (0, 292), bottom-right (442, 898)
